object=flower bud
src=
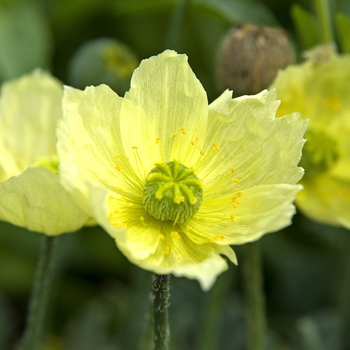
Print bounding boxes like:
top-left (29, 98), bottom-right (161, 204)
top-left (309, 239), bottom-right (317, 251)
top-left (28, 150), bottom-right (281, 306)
top-left (68, 38), bottom-right (139, 95)
top-left (217, 24), bottom-right (295, 96)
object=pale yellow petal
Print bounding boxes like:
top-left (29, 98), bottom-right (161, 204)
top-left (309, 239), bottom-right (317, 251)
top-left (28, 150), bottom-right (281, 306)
top-left (272, 56), bottom-right (350, 131)
top-left (0, 70), bottom-right (62, 171)
top-left (297, 174), bottom-right (350, 228)
top-left (271, 55), bottom-right (350, 228)
top-left (0, 139), bottom-right (19, 181)
top-left (0, 167), bottom-right (89, 235)
top-left (57, 85), bottom-right (143, 216)
top-left (117, 221), bottom-right (235, 291)
top-left (199, 90), bottom-right (306, 197)
top-left (186, 184), bottom-right (301, 245)
top-left (123, 50), bottom-right (208, 165)
top-left (88, 184), bottom-right (235, 290)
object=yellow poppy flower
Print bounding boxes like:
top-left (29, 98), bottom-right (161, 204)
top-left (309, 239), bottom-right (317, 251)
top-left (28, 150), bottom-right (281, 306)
top-left (57, 50), bottom-right (306, 289)
top-left (271, 54), bottom-right (350, 228)
top-left (0, 70), bottom-right (89, 235)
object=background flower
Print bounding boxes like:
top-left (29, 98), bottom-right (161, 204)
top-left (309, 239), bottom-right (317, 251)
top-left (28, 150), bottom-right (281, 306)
top-left (0, 70), bottom-right (89, 235)
top-left (57, 50), bottom-right (306, 290)
top-left (271, 54), bottom-right (350, 228)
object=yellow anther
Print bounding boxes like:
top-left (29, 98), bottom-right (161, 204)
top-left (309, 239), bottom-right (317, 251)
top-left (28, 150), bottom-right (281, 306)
top-left (177, 252), bottom-right (185, 260)
top-left (230, 214), bottom-right (236, 222)
top-left (114, 186), bottom-right (124, 193)
top-left (200, 150), bottom-right (205, 156)
top-left (155, 137), bottom-right (161, 144)
top-left (115, 154), bottom-right (121, 159)
top-left (220, 157), bottom-right (225, 162)
top-left (180, 127), bottom-right (186, 134)
top-left (172, 133), bottom-right (177, 138)
top-left (140, 216), bottom-right (145, 222)
top-left (170, 231), bottom-right (181, 239)
top-left (191, 137), bottom-right (199, 145)
top-left (115, 164), bottom-right (123, 171)
top-left (125, 157), bottom-right (129, 162)
top-left (236, 191), bottom-right (243, 197)
top-left (132, 146), bottom-right (138, 150)
top-left (212, 142), bottom-right (220, 153)
top-left (208, 234), bottom-right (226, 242)
top-left (164, 247), bottom-right (170, 255)
top-left (232, 178), bottom-right (240, 184)
top-left (230, 167), bottom-right (235, 173)
top-left (159, 234), bottom-right (165, 240)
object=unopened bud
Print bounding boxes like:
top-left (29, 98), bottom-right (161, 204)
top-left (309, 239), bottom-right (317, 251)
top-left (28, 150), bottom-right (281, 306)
top-left (68, 38), bottom-right (139, 95)
top-left (217, 24), bottom-right (295, 96)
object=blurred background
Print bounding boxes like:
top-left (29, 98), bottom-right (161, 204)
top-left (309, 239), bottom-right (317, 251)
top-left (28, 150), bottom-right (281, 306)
top-left (1, 0), bottom-right (350, 349)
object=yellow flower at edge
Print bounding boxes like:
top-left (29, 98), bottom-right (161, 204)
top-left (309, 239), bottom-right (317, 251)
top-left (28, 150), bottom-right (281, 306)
top-left (57, 50), bottom-right (307, 290)
top-left (0, 70), bottom-right (89, 235)
top-left (270, 54), bottom-right (350, 228)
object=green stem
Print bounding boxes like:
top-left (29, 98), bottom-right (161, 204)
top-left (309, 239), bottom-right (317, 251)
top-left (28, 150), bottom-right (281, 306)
top-left (243, 242), bottom-right (267, 350)
top-left (333, 231), bottom-right (350, 349)
top-left (20, 235), bottom-right (60, 350)
top-left (152, 274), bottom-right (170, 350)
top-left (164, 0), bottom-right (190, 50)
top-left (197, 272), bottom-right (233, 350)
top-left (314, 0), bottom-right (333, 43)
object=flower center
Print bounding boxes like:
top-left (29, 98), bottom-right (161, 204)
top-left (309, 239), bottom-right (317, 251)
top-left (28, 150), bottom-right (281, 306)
top-left (300, 129), bottom-right (340, 175)
top-left (143, 160), bottom-right (203, 223)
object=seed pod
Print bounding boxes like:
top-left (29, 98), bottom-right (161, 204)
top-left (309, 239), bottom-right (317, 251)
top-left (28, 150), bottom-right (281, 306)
top-left (217, 24), bottom-right (295, 96)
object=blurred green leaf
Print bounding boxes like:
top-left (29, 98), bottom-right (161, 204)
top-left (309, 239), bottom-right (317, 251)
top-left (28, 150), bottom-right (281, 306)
top-left (191, 0), bottom-right (278, 26)
top-left (0, 0), bottom-right (52, 81)
top-left (112, 0), bottom-right (177, 15)
top-left (291, 4), bottom-right (319, 49)
top-left (335, 13), bottom-right (350, 53)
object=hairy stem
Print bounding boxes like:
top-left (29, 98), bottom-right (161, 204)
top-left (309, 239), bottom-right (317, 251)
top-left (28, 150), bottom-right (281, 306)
top-left (243, 242), bottom-right (267, 350)
top-left (20, 235), bottom-right (60, 350)
top-left (152, 274), bottom-right (171, 350)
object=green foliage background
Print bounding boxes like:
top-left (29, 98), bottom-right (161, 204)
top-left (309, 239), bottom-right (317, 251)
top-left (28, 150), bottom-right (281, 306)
top-left (1, 0), bottom-right (350, 349)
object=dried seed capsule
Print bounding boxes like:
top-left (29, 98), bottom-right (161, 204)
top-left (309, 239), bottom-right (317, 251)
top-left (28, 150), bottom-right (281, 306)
top-left (217, 24), bottom-right (295, 96)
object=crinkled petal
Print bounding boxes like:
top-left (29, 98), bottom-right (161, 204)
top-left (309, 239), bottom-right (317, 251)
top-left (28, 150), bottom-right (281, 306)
top-left (271, 55), bottom-right (350, 228)
top-left (272, 56), bottom-right (350, 131)
top-left (123, 50), bottom-right (208, 165)
top-left (297, 174), bottom-right (350, 228)
top-left (0, 167), bottom-right (89, 235)
top-left (199, 90), bottom-right (306, 197)
top-left (89, 185), bottom-right (235, 291)
top-left (57, 85), bottom-right (143, 216)
top-left (186, 184), bottom-right (301, 245)
top-left (117, 223), bottom-right (235, 291)
top-left (0, 70), bottom-right (62, 173)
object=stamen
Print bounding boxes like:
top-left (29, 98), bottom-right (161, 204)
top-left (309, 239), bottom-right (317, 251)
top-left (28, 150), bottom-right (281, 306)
top-left (170, 231), bottom-right (181, 239)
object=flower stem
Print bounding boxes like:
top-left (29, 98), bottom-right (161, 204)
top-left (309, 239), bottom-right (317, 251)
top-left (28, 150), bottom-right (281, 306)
top-left (243, 242), bottom-right (267, 350)
top-left (333, 231), bottom-right (350, 349)
top-left (197, 271), bottom-right (234, 350)
top-left (314, 0), bottom-right (333, 44)
top-left (152, 274), bottom-right (170, 350)
top-left (20, 235), bottom-right (60, 350)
